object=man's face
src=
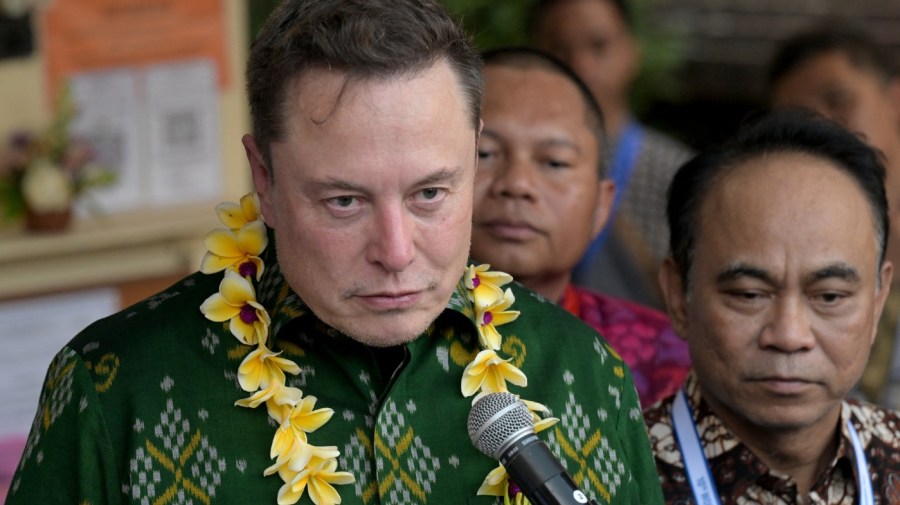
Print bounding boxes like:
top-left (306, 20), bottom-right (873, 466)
top-left (470, 65), bottom-right (609, 293)
top-left (532, 0), bottom-right (639, 119)
top-left (245, 61), bottom-right (478, 347)
top-left (772, 50), bottom-right (900, 214)
top-left (662, 152), bottom-right (891, 434)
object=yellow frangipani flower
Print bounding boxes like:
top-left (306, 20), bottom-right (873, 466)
top-left (265, 435), bottom-right (313, 477)
top-left (200, 270), bottom-right (271, 345)
top-left (268, 395), bottom-right (334, 465)
top-left (461, 349), bottom-right (527, 397)
top-left (476, 464), bottom-right (507, 497)
top-left (475, 288), bottom-right (520, 350)
top-left (217, 192), bottom-right (261, 230)
top-left (200, 220), bottom-right (268, 280)
top-left (521, 399), bottom-right (559, 428)
top-left (237, 341), bottom-right (301, 394)
top-left (464, 264), bottom-right (514, 308)
top-left (277, 452), bottom-right (355, 505)
top-left (235, 375), bottom-right (298, 409)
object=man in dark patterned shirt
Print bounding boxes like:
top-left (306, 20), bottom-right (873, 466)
top-left (645, 110), bottom-right (900, 504)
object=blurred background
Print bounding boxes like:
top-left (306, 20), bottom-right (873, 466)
top-left (1, 0), bottom-right (898, 499)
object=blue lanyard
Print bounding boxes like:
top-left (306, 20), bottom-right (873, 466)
top-left (574, 120), bottom-right (644, 274)
top-left (672, 390), bottom-right (873, 505)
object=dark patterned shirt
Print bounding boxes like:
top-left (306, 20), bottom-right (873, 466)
top-left (644, 373), bottom-right (900, 504)
top-left (560, 284), bottom-right (690, 408)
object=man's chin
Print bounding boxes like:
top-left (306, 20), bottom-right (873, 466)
top-left (332, 312), bottom-right (440, 348)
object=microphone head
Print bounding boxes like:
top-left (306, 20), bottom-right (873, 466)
top-left (467, 392), bottom-right (535, 459)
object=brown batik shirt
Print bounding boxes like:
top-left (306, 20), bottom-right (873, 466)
top-left (644, 373), bottom-right (900, 504)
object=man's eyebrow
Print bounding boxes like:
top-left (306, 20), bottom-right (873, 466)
top-left (716, 263), bottom-right (775, 285)
top-left (416, 166), bottom-right (463, 186)
top-left (307, 167), bottom-right (463, 194)
top-left (481, 129), bottom-right (582, 154)
top-left (805, 263), bottom-right (860, 284)
top-left (714, 262), bottom-right (862, 286)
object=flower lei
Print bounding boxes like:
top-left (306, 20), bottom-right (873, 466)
top-left (199, 193), bottom-right (558, 505)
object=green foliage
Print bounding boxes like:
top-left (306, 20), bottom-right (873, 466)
top-left (442, 0), bottom-right (686, 113)
top-left (244, 0), bottom-right (687, 114)
top-left (443, 0), bottom-right (537, 50)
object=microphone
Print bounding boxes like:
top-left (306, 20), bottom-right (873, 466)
top-left (467, 392), bottom-right (599, 505)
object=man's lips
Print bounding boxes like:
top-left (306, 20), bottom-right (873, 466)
top-left (356, 291), bottom-right (424, 310)
top-left (749, 376), bottom-right (818, 395)
top-left (476, 219), bottom-right (542, 241)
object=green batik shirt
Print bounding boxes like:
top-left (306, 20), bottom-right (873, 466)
top-left (8, 242), bottom-right (663, 505)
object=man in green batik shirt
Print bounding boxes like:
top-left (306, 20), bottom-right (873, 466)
top-left (7, 1), bottom-right (663, 504)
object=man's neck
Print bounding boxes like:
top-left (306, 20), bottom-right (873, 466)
top-left (516, 272), bottom-right (570, 305)
top-left (702, 392), bottom-right (842, 497)
top-left (604, 104), bottom-right (631, 142)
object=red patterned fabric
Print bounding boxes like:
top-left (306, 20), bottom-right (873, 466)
top-left (560, 284), bottom-right (690, 407)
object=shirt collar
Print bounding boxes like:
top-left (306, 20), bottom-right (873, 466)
top-left (682, 371), bottom-right (858, 491)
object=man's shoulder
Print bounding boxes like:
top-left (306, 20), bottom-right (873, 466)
top-left (504, 281), bottom-right (602, 340)
top-left (68, 271), bottom-right (218, 355)
top-left (847, 399), bottom-right (900, 442)
top-left (572, 285), bottom-right (670, 326)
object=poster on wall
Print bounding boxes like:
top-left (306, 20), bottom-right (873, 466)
top-left (70, 59), bottom-right (222, 213)
top-left (41, 0), bottom-right (229, 100)
top-left (42, 0), bottom-right (227, 213)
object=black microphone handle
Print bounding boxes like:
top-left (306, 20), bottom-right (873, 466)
top-left (499, 432), bottom-right (600, 505)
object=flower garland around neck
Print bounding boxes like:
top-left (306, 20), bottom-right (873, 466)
top-left (462, 264), bottom-right (560, 505)
top-left (198, 192), bottom-right (354, 505)
top-left (198, 193), bottom-right (558, 505)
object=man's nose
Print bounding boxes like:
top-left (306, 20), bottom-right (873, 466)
top-left (366, 204), bottom-right (415, 272)
top-left (758, 298), bottom-right (817, 353)
top-left (490, 154), bottom-right (538, 201)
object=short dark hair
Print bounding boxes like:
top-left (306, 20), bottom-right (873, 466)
top-left (481, 47), bottom-right (608, 177)
top-left (528, 0), bottom-right (633, 38)
top-left (667, 109), bottom-right (889, 287)
top-left (247, 0), bottom-right (484, 169)
top-left (768, 22), bottom-right (898, 90)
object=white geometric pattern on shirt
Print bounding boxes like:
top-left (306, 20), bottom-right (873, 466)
top-left (345, 432), bottom-right (375, 501)
top-left (547, 389), bottom-right (627, 500)
top-left (18, 348), bottom-right (78, 470)
top-left (126, 382), bottom-right (227, 504)
top-left (375, 399), bottom-right (441, 504)
top-left (10, 348), bottom-right (80, 497)
top-left (46, 348), bottom-right (77, 429)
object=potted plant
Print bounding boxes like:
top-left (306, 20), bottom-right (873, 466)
top-left (0, 87), bottom-right (116, 232)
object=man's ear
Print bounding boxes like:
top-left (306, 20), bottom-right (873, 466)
top-left (590, 179), bottom-right (616, 240)
top-left (658, 256), bottom-right (689, 339)
top-left (243, 134), bottom-right (276, 228)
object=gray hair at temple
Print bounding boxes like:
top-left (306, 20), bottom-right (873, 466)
top-left (246, 0), bottom-right (485, 171)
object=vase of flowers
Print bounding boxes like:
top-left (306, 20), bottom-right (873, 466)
top-left (0, 87), bottom-right (116, 232)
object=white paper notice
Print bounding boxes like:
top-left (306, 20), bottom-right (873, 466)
top-left (0, 288), bottom-right (119, 440)
top-left (70, 68), bottom-right (145, 214)
top-left (67, 58), bottom-right (222, 212)
top-left (145, 59), bottom-right (222, 206)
